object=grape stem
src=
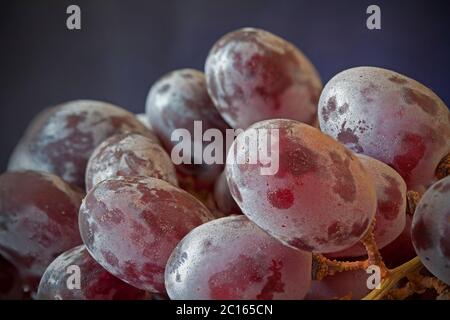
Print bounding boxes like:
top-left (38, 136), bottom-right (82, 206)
top-left (312, 255), bottom-right (367, 280)
top-left (309, 153), bottom-right (450, 299)
top-left (373, 141), bottom-right (449, 300)
top-left (387, 272), bottom-right (450, 300)
top-left (360, 218), bottom-right (387, 273)
top-left (312, 218), bottom-right (388, 281)
top-left (362, 256), bottom-right (422, 300)
top-left (406, 190), bottom-right (421, 216)
top-left (313, 189), bottom-right (450, 300)
top-left (436, 153), bottom-right (450, 179)
top-left (313, 193), bottom-right (413, 300)
top-left (386, 278), bottom-right (419, 300)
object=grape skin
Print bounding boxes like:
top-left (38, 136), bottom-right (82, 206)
top-left (213, 171), bottom-right (242, 216)
top-left (78, 176), bottom-right (214, 293)
top-left (412, 176), bottom-right (450, 285)
top-left (226, 119), bottom-right (377, 253)
top-left (85, 133), bottom-right (178, 191)
top-left (380, 215), bottom-right (416, 269)
top-left (37, 245), bottom-right (149, 300)
top-left (0, 255), bottom-right (23, 300)
top-left (0, 170), bottom-right (84, 292)
top-left (328, 154), bottom-right (406, 258)
top-left (8, 100), bottom-right (157, 188)
top-left (205, 28), bottom-right (322, 129)
top-left (146, 69), bottom-right (230, 190)
top-left (165, 215), bottom-right (312, 300)
top-left (318, 66), bottom-right (450, 192)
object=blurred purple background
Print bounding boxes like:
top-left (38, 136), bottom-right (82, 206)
top-left (1, 0), bottom-right (449, 171)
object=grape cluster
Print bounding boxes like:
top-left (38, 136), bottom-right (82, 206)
top-left (8, 100), bottom-right (157, 189)
top-left (146, 69), bottom-right (229, 190)
top-left (0, 27), bottom-right (449, 300)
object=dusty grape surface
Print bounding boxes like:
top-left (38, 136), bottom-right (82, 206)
top-left (86, 132), bottom-right (177, 191)
top-left (146, 69), bottom-right (229, 189)
top-left (79, 176), bottom-right (214, 293)
top-left (226, 119), bottom-right (377, 253)
top-left (328, 154), bottom-right (406, 258)
top-left (37, 245), bottom-right (149, 300)
top-left (412, 176), bottom-right (450, 285)
top-left (8, 100), bottom-right (157, 188)
top-left (0, 171), bottom-right (84, 291)
top-left (205, 28), bottom-right (322, 129)
top-left (318, 67), bottom-right (450, 192)
top-left (165, 215), bottom-right (312, 300)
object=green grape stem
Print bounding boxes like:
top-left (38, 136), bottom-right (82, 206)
top-left (362, 256), bottom-right (422, 300)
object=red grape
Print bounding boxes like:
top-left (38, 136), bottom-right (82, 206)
top-left (146, 69), bottom-right (230, 190)
top-left (37, 245), bottom-right (149, 300)
top-left (226, 119), bottom-right (377, 253)
top-left (328, 154), bottom-right (407, 258)
top-left (411, 176), bottom-right (450, 285)
top-left (8, 100), bottom-right (157, 188)
top-left (0, 255), bottom-right (23, 300)
top-left (213, 171), bottom-right (242, 216)
top-left (205, 28), bottom-right (322, 129)
top-left (78, 176), bottom-right (214, 293)
top-left (380, 215), bottom-right (416, 269)
top-left (85, 132), bottom-right (178, 191)
top-left (318, 67), bottom-right (450, 192)
top-left (165, 215), bottom-right (312, 300)
top-left (0, 170), bottom-right (83, 292)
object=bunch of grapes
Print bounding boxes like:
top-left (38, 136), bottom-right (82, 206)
top-left (0, 27), bottom-right (449, 300)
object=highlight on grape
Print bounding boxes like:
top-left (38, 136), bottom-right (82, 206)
top-left (170, 121), bottom-right (280, 176)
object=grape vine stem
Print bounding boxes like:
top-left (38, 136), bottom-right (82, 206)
top-left (312, 194), bottom-right (425, 300)
top-left (387, 271), bottom-right (450, 300)
top-left (312, 218), bottom-right (389, 281)
top-left (362, 256), bottom-right (422, 300)
top-left (312, 188), bottom-right (450, 300)
top-left (406, 190), bottom-right (421, 216)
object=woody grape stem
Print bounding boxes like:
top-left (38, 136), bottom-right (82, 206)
top-left (362, 256), bottom-right (422, 300)
top-left (406, 190), bottom-right (421, 216)
top-left (312, 218), bottom-right (388, 281)
top-left (387, 272), bottom-right (450, 300)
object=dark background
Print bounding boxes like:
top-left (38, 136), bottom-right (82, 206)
top-left (1, 0), bottom-right (449, 171)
